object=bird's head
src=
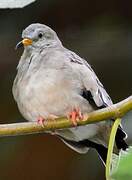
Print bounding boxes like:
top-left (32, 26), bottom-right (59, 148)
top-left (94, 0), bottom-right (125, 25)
top-left (16, 23), bottom-right (62, 51)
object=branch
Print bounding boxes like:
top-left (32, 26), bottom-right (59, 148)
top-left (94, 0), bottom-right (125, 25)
top-left (0, 96), bottom-right (132, 137)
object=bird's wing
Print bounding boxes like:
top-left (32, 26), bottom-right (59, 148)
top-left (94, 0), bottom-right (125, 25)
top-left (66, 50), bottom-right (113, 108)
top-left (66, 49), bottom-right (127, 140)
top-left (57, 49), bottom-right (127, 156)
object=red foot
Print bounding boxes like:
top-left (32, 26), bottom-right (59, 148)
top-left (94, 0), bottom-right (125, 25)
top-left (37, 116), bottom-right (46, 127)
top-left (68, 108), bottom-right (84, 126)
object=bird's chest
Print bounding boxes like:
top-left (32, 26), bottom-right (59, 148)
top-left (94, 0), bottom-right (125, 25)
top-left (14, 68), bottom-right (83, 120)
top-left (20, 68), bottom-right (80, 99)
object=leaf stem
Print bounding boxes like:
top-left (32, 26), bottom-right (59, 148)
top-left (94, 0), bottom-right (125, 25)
top-left (106, 118), bottom-right (122, 180)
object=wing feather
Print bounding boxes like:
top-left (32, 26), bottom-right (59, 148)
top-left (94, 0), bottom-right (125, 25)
top-left (67, 50), bottom-right (112, 108)
top-left (66, 50), bottom-right (127, 141)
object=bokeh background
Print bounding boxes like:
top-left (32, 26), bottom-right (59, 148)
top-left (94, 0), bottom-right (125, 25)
top-left (0, 0), bottom-right (132, 179)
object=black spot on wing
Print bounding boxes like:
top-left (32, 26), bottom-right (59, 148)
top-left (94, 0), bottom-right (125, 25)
top-left (81, 89), bottom-right (106, 109)
top-left (69, 52), bottom-right (94, 71)
top-left (82, 89), bottom-right (96, 108)
top-left (29, 55), bottom-right (33, 65)
top-left (96, 78), bottom-right (104, 88)
top-left (67, 51), bottom-right (96, 78)
top-left (67, 51), bottom-right (111, 107)
top-left (69, 52), bottom-right (83, 65)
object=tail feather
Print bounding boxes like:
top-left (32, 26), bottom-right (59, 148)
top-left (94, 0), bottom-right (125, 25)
top-left (57, 126), bottom-right (128, 166)
top-left (79, 139), bottom-right (108, 164)
top-left (58, 136), bottom-right (108, 164)
top-left (115, 127), bottom-right (128, 150)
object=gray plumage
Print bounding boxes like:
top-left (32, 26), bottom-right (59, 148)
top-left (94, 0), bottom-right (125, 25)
top-left (13, 23), bottom-right (127, 158)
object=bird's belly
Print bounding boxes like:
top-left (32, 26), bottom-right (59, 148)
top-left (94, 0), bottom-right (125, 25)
top-left (56, 124), bottom-right (100, 141)
top-left (15, 70), bottom-right (92, 121)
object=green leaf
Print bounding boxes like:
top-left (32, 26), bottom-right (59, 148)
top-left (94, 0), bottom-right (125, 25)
top-left (111, 147), bottom-right (132, 180)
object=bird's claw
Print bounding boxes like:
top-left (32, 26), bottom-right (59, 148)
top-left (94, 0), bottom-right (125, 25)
top-left (37, 114), bottom-right (58, 128)
top-left (68, 108), bottom-right (84, 126)
top-left (37, 116), bottom-right (46, 127)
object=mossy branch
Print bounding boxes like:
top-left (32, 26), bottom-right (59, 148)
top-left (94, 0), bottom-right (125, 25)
top-left (0, 96), bottom-right (131, 137)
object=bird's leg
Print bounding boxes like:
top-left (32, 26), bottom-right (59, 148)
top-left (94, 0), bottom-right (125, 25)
top-left (37, 115), bottom-right (59, 135)
top-left (37, 116), bottom-right (46, 127)
top-left (76, 108), bottom-right (84, 120)
top-left (68, 108), bottom-right (84, 126)
top-left (37, 114), bottom-right (58, 126)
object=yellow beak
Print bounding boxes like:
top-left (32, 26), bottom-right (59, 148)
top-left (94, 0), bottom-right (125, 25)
top-left (22, 38), bottom-right (32, 46)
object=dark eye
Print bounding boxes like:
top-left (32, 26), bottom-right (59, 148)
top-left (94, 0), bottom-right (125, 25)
top-left (38, 33), bottom-right (43, 38)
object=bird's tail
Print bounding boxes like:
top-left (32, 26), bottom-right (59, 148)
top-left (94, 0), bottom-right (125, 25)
top-left (115, 127), bottom-right (128, 150)
top-left (94, 126), bottom-right (128, 165)
top-left (58, 126), bottom-right (128, 165)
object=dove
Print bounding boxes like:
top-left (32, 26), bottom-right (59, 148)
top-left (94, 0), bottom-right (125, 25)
top-left (13, 23), bottom-right (128, 164)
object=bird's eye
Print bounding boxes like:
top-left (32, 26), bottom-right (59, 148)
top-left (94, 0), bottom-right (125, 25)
top-left (38, 33), bottom-right (43, 38)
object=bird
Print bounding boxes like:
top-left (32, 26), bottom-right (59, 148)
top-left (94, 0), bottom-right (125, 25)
top-left (13, 23), bottom-right (128, 164)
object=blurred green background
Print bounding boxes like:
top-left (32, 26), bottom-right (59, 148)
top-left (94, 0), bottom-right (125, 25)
top-left (0, 0), bottom-right (132, 179)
